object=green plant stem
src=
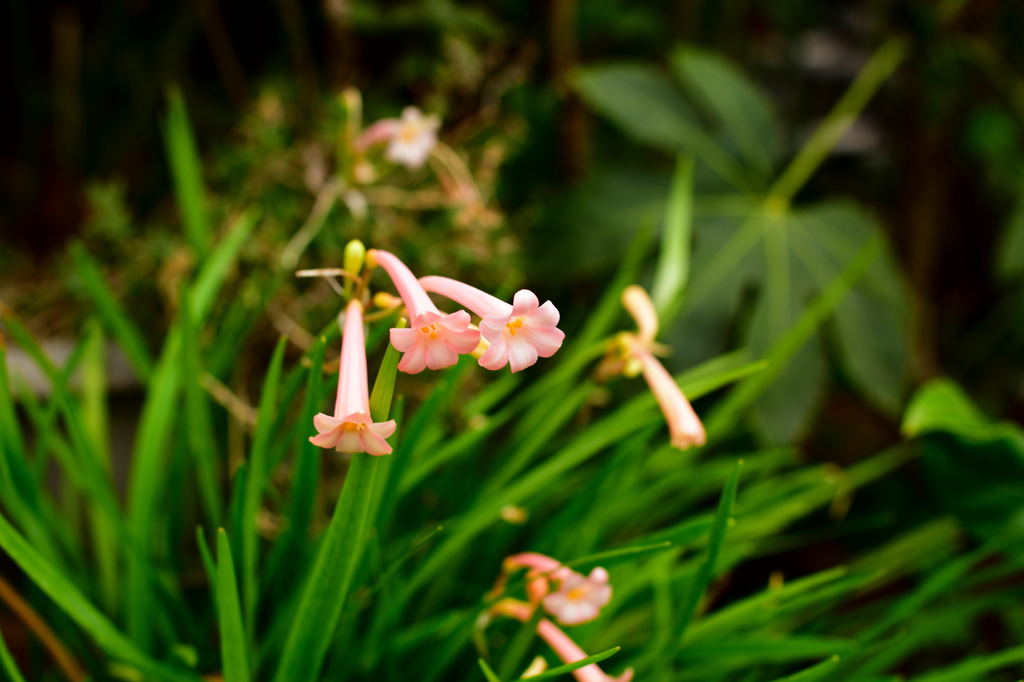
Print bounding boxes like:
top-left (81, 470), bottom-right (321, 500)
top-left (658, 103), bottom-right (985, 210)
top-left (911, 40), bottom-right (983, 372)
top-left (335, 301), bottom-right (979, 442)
top-left (769, 38), bottom-right (907, 205)
top-left (272, 328), bottom-right (401, 682)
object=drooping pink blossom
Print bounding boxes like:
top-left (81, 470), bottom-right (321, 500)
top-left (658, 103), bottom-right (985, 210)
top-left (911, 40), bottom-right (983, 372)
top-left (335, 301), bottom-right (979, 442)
top-left (628, 338), bottom-right (707, 449)
top-left (490, 596), bottom-right (632, 682)
top-left (502, 552), bottom-right (572, 605)
top-left (368, 250), bottom-right (479, 374)
top-left (621, 285), bottom-right (706, 450)
top-left (542, 567), bottom-right (613, 626)
top-left (536, 620), bottom-right (634, 682)
top-left (419, 276), bottom-right (564, 373)
top-left (356, 107), bottom-right (439, 169)
top-left (309, 299), bottom-right (397, 455)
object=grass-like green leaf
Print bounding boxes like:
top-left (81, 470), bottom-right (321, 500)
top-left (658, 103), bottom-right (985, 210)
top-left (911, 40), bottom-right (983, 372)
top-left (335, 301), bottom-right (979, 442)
top-left (910, 645), bottom-right (1024, 682)
top-left (69, 243), bottom-right (153, 380)
top-left (81, 319), bottom-right (119, 612)
top-left (767, 655), bottom-right (842, 682)
top-left (272, 331), bottom-right (401, 682)
top-left (478, 657), bottom-right (503, 682)
top-left (163, 85), bottom-right (211, 257)
top-left (189, 208), bottom-right (259, 324)
top-left (522, 646), bottom-right (621, 680)
top-left (126, 329), bottom-right (183, 651)
top-left (217, 529), bottom-right (251, 682)
top-left (652, 155), bottom-right (694, 320)
top-left (677, 459), bottom-right (742, 640)
top-left (0, 512), bottom-right (198, 681)
top-left (0, 625), bottom-right (27, 682)
top-left (240, 336), bottom-right (287, 629)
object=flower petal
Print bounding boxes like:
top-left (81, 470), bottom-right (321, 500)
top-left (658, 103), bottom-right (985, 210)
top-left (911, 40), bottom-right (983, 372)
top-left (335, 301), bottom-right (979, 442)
top-left (479, 315), bottom-right (508, 342)
top-left (527, 300), bottom-right (560, 327)
top-left (398, 343), bottom-right (428, 374)
top-left (309, 428), bottom-right (340, 449)
top-left (390, 327), bottom-right (417, 352)
top-left (507, 338), bottom-right (539, 373)
top-left (477, 337), bottom-right (509, 371)
top-left (312, 413), bottom-right (342, 433)
top-left (511, 289), bottom-right (539, 317)
top-left (521, 324), bottom-right (564, 358)
top-left (369, 419), bottom-right (397, 439)
top-left (360, 428), bottom-right (394, 456)
top-left (425, 339), bottom-right (459, 370)
top-left (437, 309), bottom-right (472, 331)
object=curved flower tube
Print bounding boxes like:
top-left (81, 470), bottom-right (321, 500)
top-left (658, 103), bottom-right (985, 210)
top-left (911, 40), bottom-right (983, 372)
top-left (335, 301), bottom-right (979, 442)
top-left (489, 599), bottom-right (632, 682)
top-left (620, 285), bottom-right (706, 450)
top-left (420, 276), bottom-right (565, 373)
top-left (369, 251), bottom-right (479, 373)
top-left (309, 299), bottom-right (397, 455)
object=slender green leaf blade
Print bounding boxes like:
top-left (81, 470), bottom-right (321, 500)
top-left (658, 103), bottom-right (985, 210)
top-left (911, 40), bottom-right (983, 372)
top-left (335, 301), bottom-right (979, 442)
top-left (163, 86), bottom-right (210, 256)
top-left (217, 529), bottom-right (251, 682)
top-left (677, 460), bottom-right (742, 639)
top-left (272, 333), bottom-right (401, 682)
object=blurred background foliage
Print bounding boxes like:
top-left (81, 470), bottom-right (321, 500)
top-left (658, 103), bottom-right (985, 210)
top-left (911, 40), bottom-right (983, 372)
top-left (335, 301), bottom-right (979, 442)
top-left (3, 0), bottom-right (1024, 680)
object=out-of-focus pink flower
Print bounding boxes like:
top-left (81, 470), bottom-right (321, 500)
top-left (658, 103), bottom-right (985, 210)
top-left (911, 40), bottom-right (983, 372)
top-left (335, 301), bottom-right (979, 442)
top-left (368, 250), bottom-right (479, 374)
top-left (487, 552), bottom-right (629, 682)
top-left (542, 567), bottom-right (613, 626)
top-left (356, 107), bottom-right (440, 169)
top-left (309, 299), bottom-right (397, 455)
top-left (420, 276), bottom-right (564, 373)
top-left (536, 620), bottom-right (634, 682)
top-left (500, 552), bottom-right (571, 604)
top-left (628, 337), bottom-right (707, 449)
top-left (490, 595), bottom-right (631, 682)
top-left (619, 285), bottom-right (706, 450)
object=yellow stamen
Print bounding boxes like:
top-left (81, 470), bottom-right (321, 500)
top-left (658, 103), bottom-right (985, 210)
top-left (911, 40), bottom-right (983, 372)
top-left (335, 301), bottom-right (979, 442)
top-left (340, 422), bottom-right (366, 432)
top-left (420, 324), bottom-right (440, 339)
top-left (398, 124), bottom-right (419, 142)
top-left (506, 317), bottom-right (524, 336)
top-left (566, 587), bottom-right (586, 601)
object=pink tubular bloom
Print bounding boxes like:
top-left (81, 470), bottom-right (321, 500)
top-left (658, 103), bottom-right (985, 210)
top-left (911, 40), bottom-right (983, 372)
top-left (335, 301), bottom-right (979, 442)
top-left (542, 567), bottom-right (613, 626)
top-left (355, 107), bottom-right (439, 168)
top-left (419, 276), bottom-right (565, 373)
top-left (491, 600), bottom-right (631, 682)
top-left (503, 552), bottom-right (571, 605)
top-left (621, 285), bottom-right (659, 346)
top-left (309, 300), bottom-right (397, 455)
top-left (354, 118), bottom-right (399, 152)
top-left (618, 285), bottom-right (706, 451)
top-left (369, 250), bottom-right (479, 374)
top-left (629, 339), bottom-right (707, 450)
top-left (536, 620), bottom-right (634, 682)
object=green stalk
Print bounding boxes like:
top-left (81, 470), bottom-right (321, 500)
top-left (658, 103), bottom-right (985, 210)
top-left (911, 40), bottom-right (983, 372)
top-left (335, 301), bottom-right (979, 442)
top-left (81, 320), bottom-right (118, 613)
top-left (272, 325), bottom-right (402, 682)
top-left (703, 234), bottom-right (883, 438)
top-left (768, 38), bottom-right (908, 204)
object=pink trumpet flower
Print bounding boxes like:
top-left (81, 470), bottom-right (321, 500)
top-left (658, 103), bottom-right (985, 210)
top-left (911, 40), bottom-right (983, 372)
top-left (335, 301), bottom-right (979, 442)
top-left (542, 567), bottom-right (613, 626)
top-left (368, 250), bottom-right (479, 374)
top-left (622, 285), bottom-right (706, 450)
top-left (499, 553), bottom-right (612, 626)
top-left (536, 620), bottom-right (634, 682)
top-left (419, 276), bottom-right (565, 373)
top-left (355, 106), bottom-right (439, 169)
top-left (490, 601), bottom-right (632, 682)
top-left (309, 299), bottom-right (397, 455)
